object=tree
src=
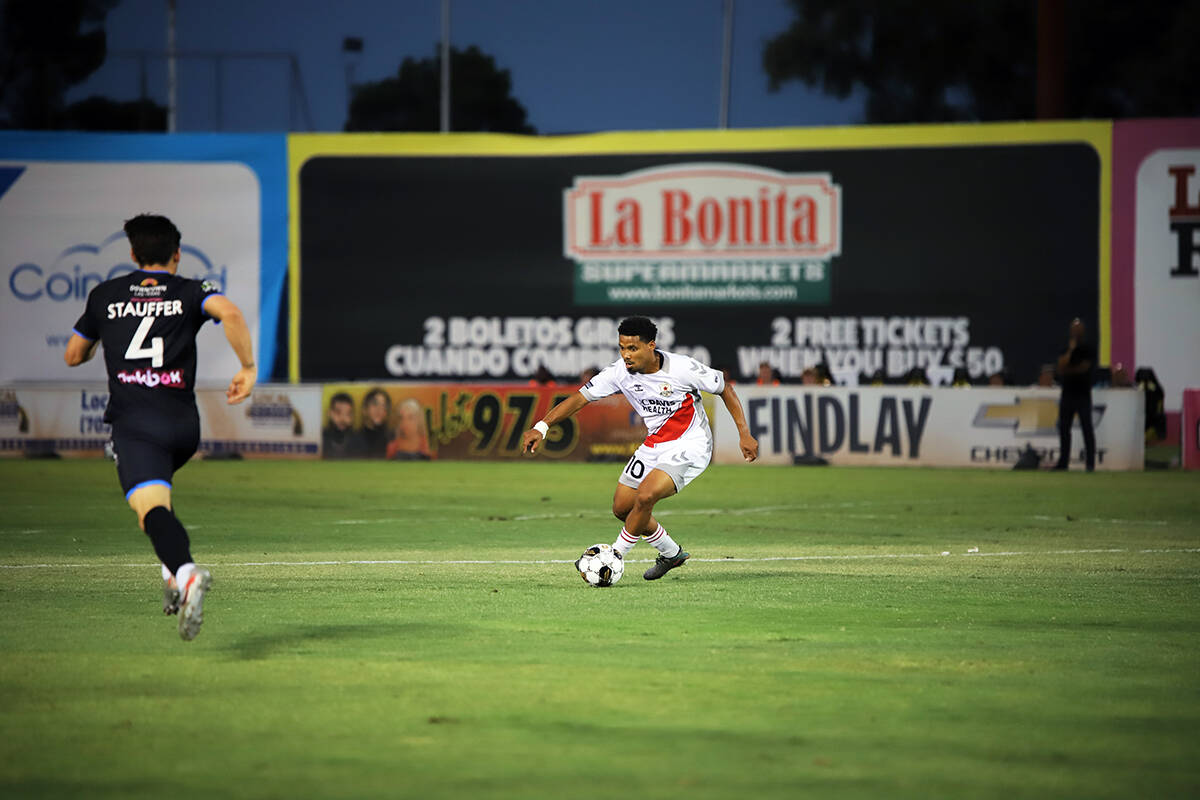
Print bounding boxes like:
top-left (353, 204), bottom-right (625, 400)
top-left (762, 0), bottom-right (1200, 123)
top-left (0, 0), bottom-right (119, 129)
top-left (345, 44), bottom-right (535, 133)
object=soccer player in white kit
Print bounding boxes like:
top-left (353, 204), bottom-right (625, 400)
top-left (522, 316), bottom-right (758, 580)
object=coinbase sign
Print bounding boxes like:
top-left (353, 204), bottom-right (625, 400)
top-left (0, 160), bottom-right (259, 383)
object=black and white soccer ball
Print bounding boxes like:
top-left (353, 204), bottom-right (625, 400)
top-left (575, 543), bottom-right (624, 587)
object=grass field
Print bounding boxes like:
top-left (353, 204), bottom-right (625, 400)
top-left (1, 458), bottom-right (1198, 799)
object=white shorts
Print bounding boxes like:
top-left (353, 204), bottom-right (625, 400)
top-left (618, 437), bottom-right (712, 493)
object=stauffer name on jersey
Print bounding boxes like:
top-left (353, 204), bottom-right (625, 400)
top-left (107, 299), bottom-right (184, 319)
top-left (116, 368), bottom-right (184, 388)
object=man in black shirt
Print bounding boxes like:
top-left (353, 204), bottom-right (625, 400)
top-left (322, 392), bottom-right (366, 459)
top-left (64, 214), bottom-right (256, 640)
top-left (1053, 318), bottom-right (1096, 471)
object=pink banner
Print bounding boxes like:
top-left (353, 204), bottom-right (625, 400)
top-left (1183, 389), bottom-right (1200, 471)
top-left (1111, 119), bottom-right (1200, 423)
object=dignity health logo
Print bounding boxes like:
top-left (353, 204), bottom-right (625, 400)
top-left (7, 230), bottom-right (227, 303)
top-left (563, 163), bottom-right (842, 306)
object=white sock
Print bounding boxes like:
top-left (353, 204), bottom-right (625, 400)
top-left (612, 527), bottom-right (639, 556)
top-left (161, 563), bottom-right (172, 582)
top-left (644, 524), bottom-right (681, 557)
top-left (175, 562), bottom-right (196, 591)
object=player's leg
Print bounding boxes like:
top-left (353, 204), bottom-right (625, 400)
top-left (624, 469), bottom-right (677, 539)
top-left (629, 469), bottom-right (692, 580)
top-left (611, 483), bottom-right (664, 556)
top-left (638, 441), bottom-right (711, 580)
top-left (611, 450), bottom-right (664, 556)
top-left (116, 426), bottom-right (209, 640)
top-left (109, 435), bottom-right (177, 611)
top-left (161, 411), bottom-right (208, 638)
top-left (132, 484), bottom-right (211, 641)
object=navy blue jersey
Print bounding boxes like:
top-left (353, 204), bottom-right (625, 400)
top-left (73, 269), bottom-right (222, 423)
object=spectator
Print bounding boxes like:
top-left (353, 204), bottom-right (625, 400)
top-left (905, 367), bottom-right (930, 386)
top-left (361, 387), bottom-right (392, 459)
top-left (387, 398), bottom-right (431, 461)
top-left (1036, 364), bottom-right (1057, 387)
top-left (756, 361), bottom-right (780, 386)
top-left (1053, 318), bottom-right (1095, 471)
top-left (322, 392), bottom-right (366, 459)
top-left (530, 365), bottom-right (556, 386)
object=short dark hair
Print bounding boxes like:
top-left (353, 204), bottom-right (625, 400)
top-left (329, 392), bottom-right (354, 409)
top-left (618, 316), bottom-right (657, 343)
top-left (124, 214), bottom-right (181, 267)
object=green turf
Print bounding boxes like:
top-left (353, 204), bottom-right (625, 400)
top-left (1, 459), bottom-right (1198, 799)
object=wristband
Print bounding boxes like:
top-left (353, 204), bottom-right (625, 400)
top-left (533, 420), bottom-right (550, 438)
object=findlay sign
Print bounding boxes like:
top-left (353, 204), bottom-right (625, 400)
top-left (563, 163), bottom-right (842, 305)
top-left (712, 386), bottom-right (1144, 470)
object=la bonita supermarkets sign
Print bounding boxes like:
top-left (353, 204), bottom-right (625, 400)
top-left (563, 163), bottom-right (842, 305)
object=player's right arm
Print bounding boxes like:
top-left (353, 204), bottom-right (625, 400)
top-left (522, 391), bottom-right (590, 455)
top-left (203, 295), bottom-right (257, 404)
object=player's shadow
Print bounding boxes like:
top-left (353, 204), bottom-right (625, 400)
top-left (226, 622), bottom-right (451, 661)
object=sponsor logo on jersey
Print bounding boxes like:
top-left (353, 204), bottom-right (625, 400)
top-left (128, 282), bottom-right (169, 298)
top-left (115, 368), bottom-right (185, 388)
top-left (640, 397), bottom-right (677, 414)
top-left (630, 383), bottom-right (644, 393)
top-left (139, 278), bottom-right (159, 286)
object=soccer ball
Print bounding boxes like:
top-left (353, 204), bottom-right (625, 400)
top-left (575, 543), bottom-right (624, 587)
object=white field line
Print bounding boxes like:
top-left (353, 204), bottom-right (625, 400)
top-left (2, 547), bottom-right (1198, 571)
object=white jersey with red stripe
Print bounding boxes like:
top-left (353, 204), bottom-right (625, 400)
top-left (579, 349), bottom-right (726, 448)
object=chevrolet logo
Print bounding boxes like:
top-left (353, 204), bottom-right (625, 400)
top-left (973, 397), bottom-right (1105, 437)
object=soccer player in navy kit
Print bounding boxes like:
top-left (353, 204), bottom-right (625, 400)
top-left (63, 214), bottom-right (256, 640)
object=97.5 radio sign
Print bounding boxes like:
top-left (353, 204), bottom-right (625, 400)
top-left (319, 383), bottom-right (648, 462)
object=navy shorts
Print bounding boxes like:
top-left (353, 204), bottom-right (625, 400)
top-left (110, 411), bottom-right (200, 498)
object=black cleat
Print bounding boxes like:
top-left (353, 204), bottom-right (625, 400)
top-left (643, 548), bottom-right (689, 580)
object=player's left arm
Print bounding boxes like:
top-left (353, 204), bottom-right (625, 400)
top-left (63, 334), bottom-right (99, 367)
top-left (718, 383), bottom-right (758, 462)
top-left (203, 294), bottom-right (257, 404)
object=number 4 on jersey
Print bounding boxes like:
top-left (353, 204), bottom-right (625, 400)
top-left (125, 317), bottom-right (165, 367)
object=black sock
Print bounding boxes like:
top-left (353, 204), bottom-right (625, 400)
top-left (143, 506), bottom-right (193, 575)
